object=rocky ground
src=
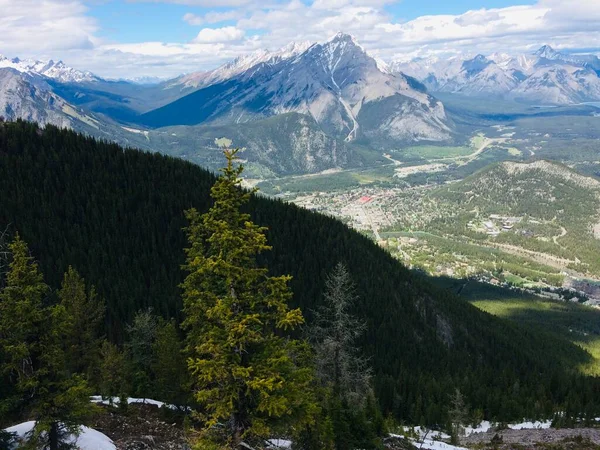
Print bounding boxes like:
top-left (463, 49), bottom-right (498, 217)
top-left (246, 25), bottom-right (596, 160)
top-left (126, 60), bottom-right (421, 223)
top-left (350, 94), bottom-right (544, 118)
top-left (90, 404), bottom-right (189, 450)
top-left (461, 428), bottom-right (600, 449)
top-left (89, 405), bottom-right (600, 450)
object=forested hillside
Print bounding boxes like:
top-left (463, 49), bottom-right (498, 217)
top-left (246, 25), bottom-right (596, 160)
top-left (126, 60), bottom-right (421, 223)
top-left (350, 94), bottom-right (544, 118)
top-left (1, 120), bottom-right (600, 425)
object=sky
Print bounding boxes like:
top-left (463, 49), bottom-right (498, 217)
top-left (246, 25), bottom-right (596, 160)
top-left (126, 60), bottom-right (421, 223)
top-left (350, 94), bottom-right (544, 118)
top-left (1, 0), bottom-right (599, 79)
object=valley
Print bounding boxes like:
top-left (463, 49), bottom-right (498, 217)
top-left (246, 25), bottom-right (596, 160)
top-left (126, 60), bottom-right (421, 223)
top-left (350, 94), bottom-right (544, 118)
top-left (253, 108), bottom-right (600, 305)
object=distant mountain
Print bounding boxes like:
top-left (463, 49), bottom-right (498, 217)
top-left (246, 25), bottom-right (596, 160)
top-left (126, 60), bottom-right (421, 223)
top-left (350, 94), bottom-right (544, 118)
top-left (140, 33), bottom-right (452, 146)
top-left (0, 68), bottom-right (102, 129)
top-left (0, 67), bottom-right (180, 156)
top-left (0, 34), bottom-right (454, 176)
top-left (165, 41), bottom-right (313, 93)
top-left (0, 54), bottom-right (100, 83)
top-left (535, 45), bottom-right (600, 73)
top-left (392, 46), bottom-right (600, 104)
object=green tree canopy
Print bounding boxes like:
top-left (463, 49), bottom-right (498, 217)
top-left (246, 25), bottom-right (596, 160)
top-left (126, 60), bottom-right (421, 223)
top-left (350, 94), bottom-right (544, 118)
top-left (0, 235), bottom-right (92, 450)
top-left (181, 149), bottom-right (317, 449)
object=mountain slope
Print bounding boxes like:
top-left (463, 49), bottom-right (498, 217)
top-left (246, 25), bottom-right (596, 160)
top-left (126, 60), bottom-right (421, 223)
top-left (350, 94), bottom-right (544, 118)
top-left (164, 41), bottom-right (313, 92)
top-left (0, 68), bottom-right (103, 129)
top-left (139, 33), bottom-right (452, 145)
top-left (430, 160), bottom-right (600, 276)
top-left (159, 112), bottom-right (351, 175)
top-left (1, 121), bottom-right (599, 424)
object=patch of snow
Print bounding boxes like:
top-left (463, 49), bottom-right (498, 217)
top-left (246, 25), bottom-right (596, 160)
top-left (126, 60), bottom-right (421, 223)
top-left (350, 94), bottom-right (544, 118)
top-left (121, 126), bottom-right (149, 137)
top-left (90, 395), bottom-right (177, 410)
top-left (465, 420), bottom-right (492, 435)
top-left (415, 438), bottom-right (467, 450)
top-left (508, 420), bottom-right (551, 430)
top-left (4, 421), bottom-right (115, 450)
top-left (389, 434), bottom-right (467, 450)
top-left (266, 438), bottom-right (293, 449)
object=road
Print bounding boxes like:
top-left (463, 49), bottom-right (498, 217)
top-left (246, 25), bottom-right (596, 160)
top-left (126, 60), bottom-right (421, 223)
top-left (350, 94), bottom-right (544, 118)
top-left (553, 226), bottom-right (567, 246)
top-left (459, 137), bottom-right (507, 165)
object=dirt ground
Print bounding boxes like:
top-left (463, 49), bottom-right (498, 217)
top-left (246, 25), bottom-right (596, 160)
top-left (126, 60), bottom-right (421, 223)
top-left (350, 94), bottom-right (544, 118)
top-left (462, 428), bottom-right (600, 449)
top-left (90, 404), bottom-right (189, 450)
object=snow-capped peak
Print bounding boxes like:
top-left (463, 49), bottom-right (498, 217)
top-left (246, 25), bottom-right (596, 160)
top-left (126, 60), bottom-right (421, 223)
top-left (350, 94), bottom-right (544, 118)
top-left (276, 41), bottom-right (313, 59)
top-left (374, 57), bottom-right (390, 74)
top-left (325, 32), bottom-right (364, 53)
top-left (328, 31), bottom-right (358, 44)
top-left (535, 45), bottom-right (560, 59)
top-left (0, 54), bottom-right (99, 83)
top-left (168, 41), bottom-right (314, 90)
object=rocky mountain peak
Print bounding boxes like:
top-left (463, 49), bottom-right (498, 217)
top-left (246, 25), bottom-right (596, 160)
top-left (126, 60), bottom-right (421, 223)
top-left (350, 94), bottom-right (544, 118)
top-left (535, 45), bottom-right (560, 59)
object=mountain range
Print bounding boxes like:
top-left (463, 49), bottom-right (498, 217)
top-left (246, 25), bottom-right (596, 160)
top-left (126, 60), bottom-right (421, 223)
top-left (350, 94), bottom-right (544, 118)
top-left (1, 38), bottom-right (599, 177)
top-left (390, 45), bottom-right (600, 104)
top-left (141, 33), bottom-right (451, 143)
top-left (0, 34), bottom-right (454, 176)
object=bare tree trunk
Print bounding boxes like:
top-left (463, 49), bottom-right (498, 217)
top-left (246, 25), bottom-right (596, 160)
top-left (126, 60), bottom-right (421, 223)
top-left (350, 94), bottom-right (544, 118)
top-left (49, 421), bottom-right (59, 450)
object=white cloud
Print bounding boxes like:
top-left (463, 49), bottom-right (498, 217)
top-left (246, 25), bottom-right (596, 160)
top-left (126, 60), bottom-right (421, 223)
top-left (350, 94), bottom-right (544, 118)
top-left (193, 26), bottom-right (245, 43)
top-left (0, 0), bottom-right (98, 55)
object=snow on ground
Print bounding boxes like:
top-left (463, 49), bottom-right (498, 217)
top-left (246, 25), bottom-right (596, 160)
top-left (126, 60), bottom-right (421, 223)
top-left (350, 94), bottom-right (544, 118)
top-left (465, 420), bottom-right (492, 435)
top-left (389, 434), bottom-right (466, 450)
top-left (395, 419), bottom-right (552, 449)
top-left (90, 395), bottom-right (178, 410)
top-left (121, 126), bottom-right (149, 137)
top-left (412, 426), bottom-right (451, 440)
top-left (4, 421), bottom-right (116, 450)
top-left (508, 420), bottom-right (552, 430)
top-left (266, 438), bottom-right (293, 449)
top-left (415, 438), bottom-right (467, 450)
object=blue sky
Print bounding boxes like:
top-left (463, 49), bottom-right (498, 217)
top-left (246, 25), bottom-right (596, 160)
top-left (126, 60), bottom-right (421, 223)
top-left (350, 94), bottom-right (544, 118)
top-left (1, 0), bottom-right (599, 79)
top-left (89, 0), bottom-right (537, 45)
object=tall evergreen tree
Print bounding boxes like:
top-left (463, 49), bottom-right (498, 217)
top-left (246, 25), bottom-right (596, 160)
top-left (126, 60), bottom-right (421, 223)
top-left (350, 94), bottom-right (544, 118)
top-left (448, 388), bottom-right (469, 445)
top-left (153, 319), bottom-right (189, 408)
top-left (125, 308), bottom-right (158, 397)
top-left (98, 340), bottom-right (128, 406)
top-left (58, 266), bottom-right (105, 379)
top-left (310, 263), bottom-right (372, 404)
top-left (309, 263), bottom-right (380, 449)
top-left (0, 235), bottom-right (92, 450)
top-left (182, 149), bottom-right (317, 449)
top-left (0, 233), bottom-right (48, 423)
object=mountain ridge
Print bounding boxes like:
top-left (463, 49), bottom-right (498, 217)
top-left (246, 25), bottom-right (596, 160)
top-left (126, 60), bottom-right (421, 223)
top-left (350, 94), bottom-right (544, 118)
top-left (391, 45), bottom-right (600, 104)
top-left (139, 33), bottom-right (453, 146)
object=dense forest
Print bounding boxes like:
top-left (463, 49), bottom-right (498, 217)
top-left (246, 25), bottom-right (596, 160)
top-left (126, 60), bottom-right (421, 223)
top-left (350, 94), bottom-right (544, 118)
top-left (1, 120), bottom-right (600, 427)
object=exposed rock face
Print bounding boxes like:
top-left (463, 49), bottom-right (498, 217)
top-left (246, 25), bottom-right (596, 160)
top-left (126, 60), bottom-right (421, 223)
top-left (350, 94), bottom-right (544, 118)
top-left (0, 68), bottom-right (73, 128)
top-left (141, 33), bottom-right (453, 146)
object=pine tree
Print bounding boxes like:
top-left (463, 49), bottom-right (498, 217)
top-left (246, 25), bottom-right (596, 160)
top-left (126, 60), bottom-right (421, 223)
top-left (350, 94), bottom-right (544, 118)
top-left (58, 266), bottom-right (105, 379)
top-left (182, 149), bottom-right (317, 449)
top-left (308, 263), bottom-right (379, 449)
top-left (125, 308), bottom-right (158, 397)
top-left (99, 340), bottom-right (128, 406)
top-left (0, 235), bottom-right (92, 450)
top-left (0, 233), bottom-right (49, 421)
top-left (310, 262), bottom-right (372, 404)
top-left (448, 388), bottom-right (469, 445)
top-left (153, 319), bottom-right (189, 408)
